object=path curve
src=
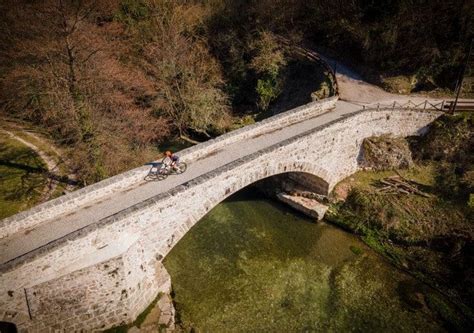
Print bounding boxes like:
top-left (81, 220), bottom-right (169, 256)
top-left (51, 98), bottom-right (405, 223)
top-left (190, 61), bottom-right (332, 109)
top-left (1, 129), bottom-right (59, 202)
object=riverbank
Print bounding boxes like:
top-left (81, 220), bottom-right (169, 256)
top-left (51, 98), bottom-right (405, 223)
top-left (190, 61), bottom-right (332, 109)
top-left (326, 113), bottom-right (474, 329)
top-left (327, 165), bottom-right (473, 330)
top-left (162, 188), bottom-right (462, 332)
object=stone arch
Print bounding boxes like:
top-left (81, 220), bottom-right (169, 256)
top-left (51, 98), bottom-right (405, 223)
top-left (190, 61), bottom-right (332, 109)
top-left (0, 309), bottom-right (31, 331)
top-left (0, 321), bottom-right (17, 333)
top-left (160, 160), bottom-right (332, 258)
top-left (209, 160), bottom-right (331, 211)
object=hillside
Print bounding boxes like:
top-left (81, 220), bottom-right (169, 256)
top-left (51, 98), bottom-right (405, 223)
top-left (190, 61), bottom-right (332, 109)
top-left (1, 0), bottom-right (472, 184)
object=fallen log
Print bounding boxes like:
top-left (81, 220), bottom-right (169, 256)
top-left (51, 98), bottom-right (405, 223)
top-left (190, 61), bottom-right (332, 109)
top-left (376, 175), bottom-right (431, 197)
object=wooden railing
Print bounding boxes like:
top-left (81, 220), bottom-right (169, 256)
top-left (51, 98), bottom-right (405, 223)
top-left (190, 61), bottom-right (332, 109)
top-left (362, 100), bottom-right (447, 112)
top-left (362, 99), bottom-right (474, 113)
top-left (443, 100), bottom-right (474, 113)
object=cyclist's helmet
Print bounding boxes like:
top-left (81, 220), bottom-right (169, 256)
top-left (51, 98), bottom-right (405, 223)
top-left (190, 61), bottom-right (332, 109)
top-left (165, 150), bottom-right (172, 157)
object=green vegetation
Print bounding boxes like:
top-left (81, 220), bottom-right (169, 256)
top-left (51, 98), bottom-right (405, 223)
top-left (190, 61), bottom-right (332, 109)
top-left (415, 113), bottom-right (474, 203)
top-left (103, 293), bottom-right (162, 333)
top-left (250, 31), bottom-right (287, 111)
top-left (163, 188), bottom-right (460, 332)
top-left (327, 114), bottom-right (474, 326)
top-left (3, 124), bottom-right (77, 199)
top-left (0, 132), bottom-right (48, 219)
top-left (4, 0), bottom-right (469, 184)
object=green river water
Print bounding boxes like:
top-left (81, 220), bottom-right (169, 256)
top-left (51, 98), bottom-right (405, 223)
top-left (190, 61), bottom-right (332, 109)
top-left (163, 187), bottom-right (453, 332)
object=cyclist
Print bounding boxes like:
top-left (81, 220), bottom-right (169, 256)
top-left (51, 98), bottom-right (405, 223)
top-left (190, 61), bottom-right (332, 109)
top-left (162, 151), bottom-right (179, 171)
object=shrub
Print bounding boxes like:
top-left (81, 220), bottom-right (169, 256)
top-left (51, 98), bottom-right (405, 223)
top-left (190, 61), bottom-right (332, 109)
top-left (250, 31), bottom-right (287, 110)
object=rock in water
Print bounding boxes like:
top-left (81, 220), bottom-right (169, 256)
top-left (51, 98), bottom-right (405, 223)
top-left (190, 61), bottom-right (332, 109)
top-left (277, 193), bottom-right (329, 220)
top-left (360, 135), bottom-right (414, 170)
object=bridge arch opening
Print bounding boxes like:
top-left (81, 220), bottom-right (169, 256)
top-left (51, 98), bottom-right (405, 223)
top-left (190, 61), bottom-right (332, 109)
top-left (161, 171), bottom-right (333, 331)
top-left (158, 164), bottom-right (333, 259)
top-left (0, 322), bottom-right (17, 333)
top-left (162, 168), bottom-right (331, 255)
top-left (253, 171), bottom-right (330, 197)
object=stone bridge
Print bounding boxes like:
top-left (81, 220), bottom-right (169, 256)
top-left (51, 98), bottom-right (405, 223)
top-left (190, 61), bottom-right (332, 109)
top-left (0, 96), bottom-right (444, 331)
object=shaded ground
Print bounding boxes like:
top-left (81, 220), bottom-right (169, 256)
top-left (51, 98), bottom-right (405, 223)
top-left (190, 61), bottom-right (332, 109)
top-left (0, 131), bottom-right (48, 219)
top-left (269, 59), bottom-right (331, 115)
top-left (0, 121), bottom-right (78, 219)
top-left (163, 188), bottom-right (459, 332)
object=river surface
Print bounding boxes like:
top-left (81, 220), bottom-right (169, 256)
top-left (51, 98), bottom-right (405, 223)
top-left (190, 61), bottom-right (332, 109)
top-left (163, 187), bottom-right (451, 332)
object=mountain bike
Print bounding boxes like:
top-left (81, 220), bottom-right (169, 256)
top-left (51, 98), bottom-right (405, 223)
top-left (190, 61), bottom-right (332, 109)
top-left (144, 161), bottom-right (187, 181)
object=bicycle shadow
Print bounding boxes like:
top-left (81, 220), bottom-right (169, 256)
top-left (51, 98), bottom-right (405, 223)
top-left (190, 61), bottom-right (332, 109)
top-left (144, 161), bottom-right (163, 168)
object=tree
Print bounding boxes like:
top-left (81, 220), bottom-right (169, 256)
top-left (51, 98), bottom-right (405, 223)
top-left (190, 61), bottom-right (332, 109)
top-left (121, 0), bottom-right (231, 143)
top-left (250, 31), bottom-right (287, 111)
top-left (0, 0), bottom-right (168, 183)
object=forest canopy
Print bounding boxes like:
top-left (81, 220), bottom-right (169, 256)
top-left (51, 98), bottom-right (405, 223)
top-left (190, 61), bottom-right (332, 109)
top-left (0, 0), bottom-right (472, 184)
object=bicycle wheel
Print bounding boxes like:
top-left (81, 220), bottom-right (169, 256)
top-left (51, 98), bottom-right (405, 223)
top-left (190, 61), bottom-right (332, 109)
top-left (144, 170), bottom-right (158, 181)
top-left (157, 169), bottom-right (168, 180)
top-left (175, 162), bottom-right (187, 174)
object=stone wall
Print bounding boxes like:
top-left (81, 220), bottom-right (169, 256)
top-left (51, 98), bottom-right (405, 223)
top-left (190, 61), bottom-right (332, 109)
top-left (0, 107), bottom-right (442, 331)
top-left (288, 173), bottom-right (329, 194)
top-left (0, 97), bottom-right (338, 241)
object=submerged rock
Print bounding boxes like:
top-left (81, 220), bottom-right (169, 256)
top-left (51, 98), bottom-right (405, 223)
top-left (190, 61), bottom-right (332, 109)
top-left (360, 135), bottom-right (414, 170)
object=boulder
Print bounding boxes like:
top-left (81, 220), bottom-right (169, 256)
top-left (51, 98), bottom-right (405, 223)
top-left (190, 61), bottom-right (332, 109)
top-left (360, 135), bottom-right (414, 170)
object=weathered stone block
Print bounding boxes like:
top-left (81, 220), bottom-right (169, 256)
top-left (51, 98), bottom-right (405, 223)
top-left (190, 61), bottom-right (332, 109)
top-left (0, 104), bottom-right (442, 331)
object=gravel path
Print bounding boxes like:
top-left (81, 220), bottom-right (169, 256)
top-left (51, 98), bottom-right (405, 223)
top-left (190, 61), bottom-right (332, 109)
top-left (317, 52), bottom-right (428, 105)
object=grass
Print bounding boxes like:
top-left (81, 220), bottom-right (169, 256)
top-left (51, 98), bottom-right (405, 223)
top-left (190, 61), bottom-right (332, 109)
top-left (349, 245), bottom-right (363, 255)
top-left (9, 130), bottom-right (70, 199)
top-left (103, 293), bottom-right (162, 332)
top-left (1, 120), bottom-right (77, 199)
top-left (338, 163), bottom-right (437, 191)
top-left (0, 132), bottom-right (48, 219)
top-left (327, 163), bottom-right (474, 327)
top-left (329, 163), bottom-right (470, 243)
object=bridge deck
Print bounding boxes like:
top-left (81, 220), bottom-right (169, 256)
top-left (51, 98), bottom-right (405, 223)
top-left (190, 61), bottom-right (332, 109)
top-left (0, 97), bottom-right (434, 266)
top-left (0, 101), bottom-right (362, 265)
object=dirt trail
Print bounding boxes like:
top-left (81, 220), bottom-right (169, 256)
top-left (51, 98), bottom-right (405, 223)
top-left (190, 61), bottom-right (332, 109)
top-left (2, 129), bottom-right (61, 202)
top-left (317, 52), bottom-right (412, 104)
top-left (3, 130), bottom-right (58, 173)
top-left (1, 126), bottom-right (78, 202)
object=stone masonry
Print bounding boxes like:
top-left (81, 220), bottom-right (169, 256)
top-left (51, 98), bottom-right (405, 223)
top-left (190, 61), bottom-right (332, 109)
top-left (0, 103), bottom-right (442, 331)
top-left (0, 97), bottom-right (338, 241)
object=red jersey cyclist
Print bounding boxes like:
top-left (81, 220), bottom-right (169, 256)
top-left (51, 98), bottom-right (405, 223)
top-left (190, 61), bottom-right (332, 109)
top-left (162, 150), bottom-right (179, 171)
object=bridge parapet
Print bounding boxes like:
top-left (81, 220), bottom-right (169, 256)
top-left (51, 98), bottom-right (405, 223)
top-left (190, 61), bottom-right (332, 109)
top-left (0, 96), bottom-right (338, 241)
top-left (0, 106), bottom-right (443, 331)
